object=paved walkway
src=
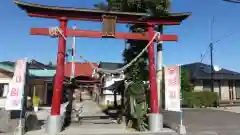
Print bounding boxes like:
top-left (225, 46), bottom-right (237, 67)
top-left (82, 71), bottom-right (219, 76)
top-left (64, 93), bottom-right (129, 134)
top-left (28, 92), bottom-right (126, 134)
top-left (73, 93), bottom-right (107, 117)
top-left (27, 92), bottom-right (175, 135)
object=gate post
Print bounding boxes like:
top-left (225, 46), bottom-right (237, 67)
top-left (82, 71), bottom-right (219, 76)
top-left (147, 24), bottom-right (163, 132)
top-left (46, 17), bottom-right (68, 134)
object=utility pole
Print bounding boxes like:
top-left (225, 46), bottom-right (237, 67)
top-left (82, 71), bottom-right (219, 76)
top-left (210, 16), bottom-right (214, 92)
top-left (156, 25), bottom-right (163, 110)
top-left (210, 43), bottom-right (214, 92)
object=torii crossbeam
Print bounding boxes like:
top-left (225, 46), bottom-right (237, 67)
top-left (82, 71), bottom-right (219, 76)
top-left (13, 0), bottom-right (190, 133)
top-left (31, 28), bottom-right (178, 41)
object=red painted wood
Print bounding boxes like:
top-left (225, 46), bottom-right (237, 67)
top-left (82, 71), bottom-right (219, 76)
top-left (28, 13), bottom-right (181, 25)
top-left (51, 18), bottom-right (68, 116)
top-left (30, 28), bottom-right (178, 41)
top-left (148, 24), bottom-right (159, 114)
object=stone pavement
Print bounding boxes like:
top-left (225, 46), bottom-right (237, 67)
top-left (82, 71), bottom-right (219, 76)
top-left (0, 109), bottom-right (22, 133)
top-left (25, 92), bottom-right (175, 135)
top-left (24, 106), bottom-right (240, 135)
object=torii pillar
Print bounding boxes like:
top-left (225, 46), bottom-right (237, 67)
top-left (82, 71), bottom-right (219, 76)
top-left (51, 18), bottom-right (67, 116)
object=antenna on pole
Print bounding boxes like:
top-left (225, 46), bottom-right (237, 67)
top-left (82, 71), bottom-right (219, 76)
top-left (210, 16), bottom-right (214, 93)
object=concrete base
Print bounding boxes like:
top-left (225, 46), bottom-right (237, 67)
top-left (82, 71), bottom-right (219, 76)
top-left (148, 113), bottom-right (163, 132)
top-left (14, 125), bottom-right (24, 135)
top-left (178, 125), bottom-right (187, 135)
top-left (45, 115), bottom-right (62, 134)
top-left (34, 106), bottom-right (38, 112)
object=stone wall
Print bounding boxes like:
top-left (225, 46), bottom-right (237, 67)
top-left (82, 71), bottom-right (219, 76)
top-left (0, 110), bottom-right (24, 133)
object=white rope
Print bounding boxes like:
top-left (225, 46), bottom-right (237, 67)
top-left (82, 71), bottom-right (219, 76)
top-left (49, 27), bottom-right (67, 40)
top-left (48, 26), bottom-right (161, 74)
top-left (80, 32), bottom-right (161, 74)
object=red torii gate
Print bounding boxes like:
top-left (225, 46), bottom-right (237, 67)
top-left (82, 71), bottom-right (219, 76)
top-left (14, 0), bottom-right (190, 133)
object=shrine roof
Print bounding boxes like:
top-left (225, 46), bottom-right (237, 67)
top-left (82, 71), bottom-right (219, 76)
top-left (14, 0), bottom-right (191, 25)
top-left (64, 62), bottom-right (98, 78)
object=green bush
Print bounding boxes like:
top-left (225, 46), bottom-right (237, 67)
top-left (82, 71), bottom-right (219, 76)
top-left (182, 91), bottom-right (218, 108)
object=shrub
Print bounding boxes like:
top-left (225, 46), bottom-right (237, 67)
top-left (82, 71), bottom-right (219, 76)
top-left (182, 91), bottom-right (218, 108)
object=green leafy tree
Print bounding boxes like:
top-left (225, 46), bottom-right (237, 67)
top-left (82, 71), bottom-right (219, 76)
top-left (94, 0), bottom-right (171, 82)
top-left (180, 68), bottom-right (193, 92)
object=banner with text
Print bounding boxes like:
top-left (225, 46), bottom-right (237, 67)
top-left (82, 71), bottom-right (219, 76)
top-left (5, 59), bottom-right (27, 110)
top-left (164, 66), bottom-right (181, 112)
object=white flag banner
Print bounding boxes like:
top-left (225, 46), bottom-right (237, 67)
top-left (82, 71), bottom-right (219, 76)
top-left (164, 66), bottom-right (181, 112)
top-left (5, 59), bottom-right (27, 110)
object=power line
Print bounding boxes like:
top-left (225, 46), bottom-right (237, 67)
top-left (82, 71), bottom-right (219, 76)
top-left (192, 46), bottom-right (210, 78)
top-left (213, 31), bottom-right (236, 44)
top-left (192, 16), bottom-right (237, 84)
top-left (223, 0), bottom-right (240, 3)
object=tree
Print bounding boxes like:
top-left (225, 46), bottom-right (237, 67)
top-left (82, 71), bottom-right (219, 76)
top-left (94, 0), bottom-right (171, 82)
top-left (180, 68), bottom-right (193, 92)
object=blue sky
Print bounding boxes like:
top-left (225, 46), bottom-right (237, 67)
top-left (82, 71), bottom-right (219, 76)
top-left (0, 0), bottom-right (240, 71)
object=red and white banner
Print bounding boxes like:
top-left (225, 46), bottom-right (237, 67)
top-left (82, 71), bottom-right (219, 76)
top-left (5, 59), bottom-right (27, 110)
top-left (164, 66), bottom-right (181, 112)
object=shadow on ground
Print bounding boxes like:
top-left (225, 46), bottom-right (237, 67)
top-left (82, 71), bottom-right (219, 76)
top-left (101, 106), bottom-right (122, 119)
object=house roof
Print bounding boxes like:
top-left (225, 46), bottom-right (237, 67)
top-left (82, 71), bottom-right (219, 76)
top-left (0, 60), bottom-right (98, 79)
top-left (0, 61), bottom-right (15, 67)
top-left (64, 62), bottom-right (98, 78)
top-left (103, 80), bottom-right (124, 91)
top-left (0, 59), bottom-right (55, 70)
top-left (0, 68), bottom-right (13, 77)
top-left (182, 62), bottom-right (240, 80)
top-left (29, 59), bottom-right (55, 69)
top-left (98, 62), bottom-right (124, 70)
top-left (0, 60), bottom-right (55, 77)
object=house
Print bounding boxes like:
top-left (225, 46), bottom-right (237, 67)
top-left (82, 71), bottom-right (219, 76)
top-left (182, 62), bottom-right (240, 101)
top-left (32, 61), bottom-right (99, 105)
top-left (0, 60), bottom-right (99, 107)
top-left (0, 60), bottom-right (56, 107)
top-left (0, 60), bottom-right (55, 98)
top-left (98, 62), bottom-right (125, 105)
top-left (29, 61), bottom-right (100, 105)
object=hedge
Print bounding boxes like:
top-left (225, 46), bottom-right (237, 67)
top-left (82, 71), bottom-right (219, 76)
top-left (182, 91), bottom-right (218, 108)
